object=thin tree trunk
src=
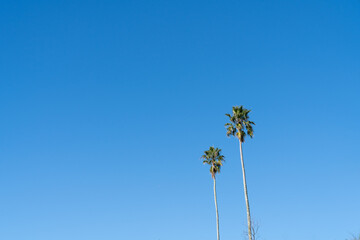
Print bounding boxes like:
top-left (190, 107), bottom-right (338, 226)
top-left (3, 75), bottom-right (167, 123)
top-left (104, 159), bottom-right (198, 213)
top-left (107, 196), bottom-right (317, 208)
top-left (213, 176), bottom-right (220, 240)
top-left (239, 139), bottom-right (252, 240)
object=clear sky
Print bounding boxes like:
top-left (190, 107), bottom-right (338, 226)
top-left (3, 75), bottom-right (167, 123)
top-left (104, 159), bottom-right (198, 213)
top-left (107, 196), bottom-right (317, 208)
top-left (1, 0), bottom-right (359, 240)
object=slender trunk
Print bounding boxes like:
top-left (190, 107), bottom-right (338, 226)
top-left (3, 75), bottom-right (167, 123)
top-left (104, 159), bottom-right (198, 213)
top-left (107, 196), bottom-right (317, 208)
top-left (239, 139), bottom-right (252, 240)
top-left (213, 176), bottom-right (220, 240)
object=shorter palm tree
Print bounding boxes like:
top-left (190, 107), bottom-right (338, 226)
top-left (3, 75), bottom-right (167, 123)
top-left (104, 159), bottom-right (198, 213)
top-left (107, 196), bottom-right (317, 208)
top-left (201, 146), bottom-right (225, 240)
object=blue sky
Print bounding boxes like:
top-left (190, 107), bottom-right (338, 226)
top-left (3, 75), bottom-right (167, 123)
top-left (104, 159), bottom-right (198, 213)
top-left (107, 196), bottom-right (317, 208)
top-left (1, 0), bottom-right (359, 239)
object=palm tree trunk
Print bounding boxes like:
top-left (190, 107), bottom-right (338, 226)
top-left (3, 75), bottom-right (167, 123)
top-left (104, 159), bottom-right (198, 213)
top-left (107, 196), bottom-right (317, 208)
top-left (239, 139), bottom-right (252, 240)
top-left (213, 176), bottom-right (220, 240)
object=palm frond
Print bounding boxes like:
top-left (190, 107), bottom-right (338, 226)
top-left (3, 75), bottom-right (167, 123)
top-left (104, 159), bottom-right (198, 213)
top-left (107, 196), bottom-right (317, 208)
top-left (246, 123), bottom-right (254, 138)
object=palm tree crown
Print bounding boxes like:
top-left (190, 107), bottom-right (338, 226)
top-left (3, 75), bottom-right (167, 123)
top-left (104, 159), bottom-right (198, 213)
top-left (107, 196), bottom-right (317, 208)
top-left (225, 106), bottom-right (255, 142)
top-left (201, 146), bottom-right (225, 178)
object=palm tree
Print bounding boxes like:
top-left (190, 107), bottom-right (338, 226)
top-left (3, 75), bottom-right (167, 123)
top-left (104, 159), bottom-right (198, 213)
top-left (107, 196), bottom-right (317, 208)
top-left (225, 106), bottom-right (255, 240)
top-left (201, 146), bottom-right (225, 240)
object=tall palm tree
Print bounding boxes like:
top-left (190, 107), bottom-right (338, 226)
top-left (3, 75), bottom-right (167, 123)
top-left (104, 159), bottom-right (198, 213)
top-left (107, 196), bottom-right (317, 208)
top-left (225, 106), bottom-right (255, 240)
top-left (201, 146), bottom-right (225, 240)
